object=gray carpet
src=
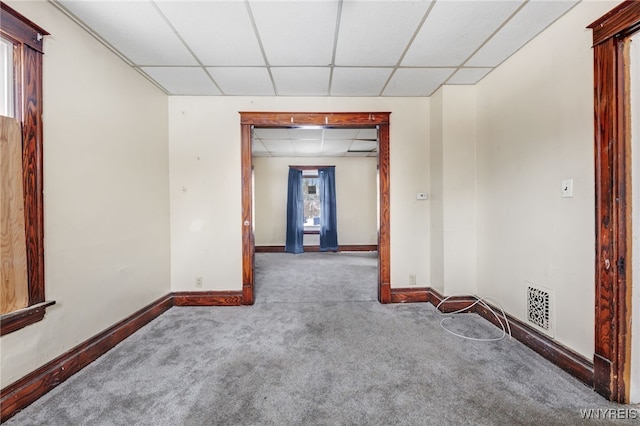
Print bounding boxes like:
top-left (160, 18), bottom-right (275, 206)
top-left (6, 253), bottom-right (638, 425)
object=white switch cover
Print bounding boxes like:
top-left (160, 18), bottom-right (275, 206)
top-left (561, 179), bottom-right (573, 198)
top-left (416, 192), bottom-right (428, 200)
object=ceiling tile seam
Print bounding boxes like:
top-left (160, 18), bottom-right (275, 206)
top-left (378, 0), bottom-right (438, 96)
top-left (149, 0), bottom-right (225, 95)
top-left (457, 0), bottom-right (581, 86)
top-left (47, 0), bottom-right (170, 95)
top-left (48, 0), bottom-right (135, 68)
top-left (328, 0), bottom-right (344, 96)
top-left (244, 0), bottom-right (278, 96)
top-left (441, 0), bottom-right (531, 87)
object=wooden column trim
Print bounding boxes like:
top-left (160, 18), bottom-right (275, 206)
top-left (588, 3), bottom-right (640, 403)
top-left (241, 123), bottom-right (254, 305)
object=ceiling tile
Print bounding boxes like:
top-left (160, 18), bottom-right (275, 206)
top-left (60, 1), bottom-right (197, 66)
top-left (207, 67), bottom-right (274, 95)
top-left (252, 140), bottom-right (268, 153)
top-left (156, 1), bottom-right (264, 66)
top-left (252, 151), bottom-right (272, 157)
top-left (288, 128), bottom-right (323, 140)
top-left (448, 68), bottom-right (493, 84)
top-left (331, 68), bottom-right (393, 96)
top-left (262, 140), bottom-right (295, 153)
top-left (322, 139), bottom-right (352, 153)
top-left (402, 0), bottom-right (524, 67)
top-left (140, 67), bottom-right (221, 95)
top-left (349, 140), bottom-right (377, 152)
top-left (293, 140), bottom-right (323, 154)
top-left (356, 129), bottom-right (378, 140)
top-left (323, 129), bottom-right (359, 139)
top-left (254, 128), bottom-right (291, 139)
top-left (383, 68), bottom-right (455, 97)
top-left (335, 0), bottom-right (432, 66)
top-left (466, 0), bottom-right (579, 67)
top-left (249, 1), bottom-right (339, 66)
top-left (271, 67), bottom-right (330, 96)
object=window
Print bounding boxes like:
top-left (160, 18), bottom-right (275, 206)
top-left (302, 171), bottom-right (320, 233)
top-left (1, 36), bottom-right (14, 118)
top-left (0, 3), bottom-right (52, 335)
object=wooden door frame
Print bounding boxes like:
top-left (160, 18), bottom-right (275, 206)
top-left (588, 0), bottom-right (640, 403)
top-left (240, 112), bottom-right (391, 305)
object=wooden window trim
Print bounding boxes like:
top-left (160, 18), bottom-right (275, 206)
top-left (0, 3), bottom-right (52, 335)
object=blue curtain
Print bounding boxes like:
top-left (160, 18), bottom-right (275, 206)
top-left (285, 168), bottom-right (304, 253)
top-left (319, 167), bottom-right (338, 251)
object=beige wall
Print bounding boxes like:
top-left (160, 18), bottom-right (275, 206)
top-left (169, 97), bottom-right (430, 292)
top-left (253, 156), bottom-right (377, 247)
top-left (0, 1), bottom-right (170, 387)
top-left (474, 0), bottom-right (618, 359)
top-left (429, 89), bottom-right (444, 294)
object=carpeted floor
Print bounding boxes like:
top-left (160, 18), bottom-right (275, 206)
top-left (6, 252), bottom-right (638, 425)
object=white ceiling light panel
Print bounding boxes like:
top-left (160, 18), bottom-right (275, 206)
top-left (155, 1), bottom-right (265, 66)
top-left (402, 0), bottom-right (524, 67)
top-left (466, 0), bottom-right (579, 67)
top-left (271, 67), bottom-right (330, 96)
top-left (60, 1), bottom-right (197, 66)
top-left (448, 67), bottom-right (493, 85)
top-left (384, 68), bottom-right (455, 97)
top-left (249, 1), bottom-right (339, 66)
top-left (335, 0), bottom-right (433, 66)
top-left (140, 67), bottom-right (221, 95)
top-left (331, 68), bottom-right (393, 96)
top-left (207, 67), bottom-right (274, 96)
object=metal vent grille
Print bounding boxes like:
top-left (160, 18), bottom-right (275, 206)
top-left (526, 284), bottom-right (551, 331)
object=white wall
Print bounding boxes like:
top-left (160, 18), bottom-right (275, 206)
top-left (630, 31), bottom-right (640, 405)
top-left (474, 0), bottom-right (618, 359)
top-left (253, 156), bottom-right (378, 247)
top-left (429, 89), bottom-right (444, 294)
top-left (0, 1), bottom-right (170, 388)
top-left (169, 97), bottom-right (430, 292)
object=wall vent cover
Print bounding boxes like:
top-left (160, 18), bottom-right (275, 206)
top-left (525, 281), bottom-right (554, 336)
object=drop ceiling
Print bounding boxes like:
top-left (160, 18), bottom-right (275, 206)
top-left (253, 127), bottom-right (378, 157)
top-left (53, 0), bottom-right (580, 97)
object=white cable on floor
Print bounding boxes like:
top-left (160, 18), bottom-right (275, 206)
top-left (434, 295), bottom-right (512, 342)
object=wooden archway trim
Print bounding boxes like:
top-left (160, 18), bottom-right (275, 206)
top-left (240, 112), bottom-right (391, 305)
top-left (588, 0), bottom-right (640, 403)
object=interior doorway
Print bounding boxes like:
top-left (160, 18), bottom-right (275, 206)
top-left (240, 112), bottom-right (391, 305)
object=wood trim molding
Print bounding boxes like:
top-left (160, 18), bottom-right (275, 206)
top-left (255, 245), bottom-right (378, 253)
top-left (0, 294), bottom-right (173, 422)
top-left (0, 301), bottom-right (55, 336)
top-left (240, 112), bottom-right (391, 306)
top-left (588, 1), bottom-right (640, 46)
top-left (390, 287), bottom-right (594, 389)
top-left (0, 3), bottom-right (49, 53)
top-left (589, 3), bottom-right (640, 403)
top-left (173, 291), bottom-right (243, 306)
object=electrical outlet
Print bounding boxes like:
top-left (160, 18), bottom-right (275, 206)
top-left (195, 276), bottom-right (203, 288)
top-left (409, 274), bottom-right (416, 285)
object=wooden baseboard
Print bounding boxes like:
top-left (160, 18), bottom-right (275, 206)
top-left (390, 286), bottom-right (594, 388)
top-left (255, 245), bottom-right (377, 253)
top-left (173, 291), bottom-right (243, 306)
top-left (0, 294), bottom-right (173, 422)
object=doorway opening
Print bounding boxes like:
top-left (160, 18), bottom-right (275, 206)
top-left (240, 112), bottom-right (391, 305)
